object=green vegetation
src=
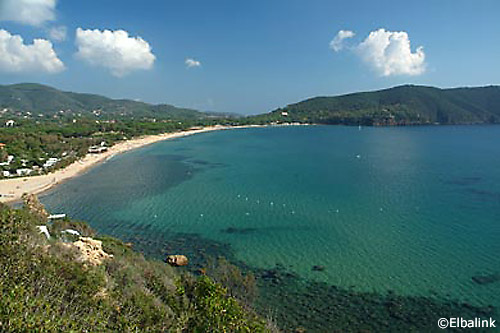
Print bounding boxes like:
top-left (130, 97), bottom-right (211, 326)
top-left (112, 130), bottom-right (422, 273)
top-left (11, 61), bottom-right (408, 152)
top-left (0, 83), bottom-right (243, 179)
top-left (0, 114), bottom-right (235, 179)
top-left (255, 85), bottom-right (500, 125)
top-left (0, 198), bottom-right (270, 332)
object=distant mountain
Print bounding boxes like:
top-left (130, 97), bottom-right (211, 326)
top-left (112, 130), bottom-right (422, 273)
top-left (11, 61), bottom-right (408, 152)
top-left (0, 83), bottom-right (212, 120)
top-left (265, 85), bottom-right (500, 125)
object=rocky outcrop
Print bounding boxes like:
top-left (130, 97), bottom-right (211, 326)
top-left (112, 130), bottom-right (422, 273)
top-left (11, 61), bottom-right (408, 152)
top-left (166, 254), bottom-right (189, 266)
top-left (62, 237), bottom-right (113, 266)
top-left (22, 194), bottom-right (49, 220)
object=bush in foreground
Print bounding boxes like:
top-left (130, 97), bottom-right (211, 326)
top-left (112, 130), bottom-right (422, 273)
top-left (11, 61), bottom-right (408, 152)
top-left (0, 201), bottom-right (270, 332)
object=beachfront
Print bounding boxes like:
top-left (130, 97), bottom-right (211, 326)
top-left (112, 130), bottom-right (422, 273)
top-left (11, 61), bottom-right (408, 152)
top-left (0, 126), bottom-right (234, 203)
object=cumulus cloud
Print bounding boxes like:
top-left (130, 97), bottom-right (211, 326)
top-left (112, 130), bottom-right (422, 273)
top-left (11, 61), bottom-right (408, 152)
top-left (332, 28), bottom-right (426, 76)
top-left (0, 0), bottom-right (56, 26)
top-left (185, 58), bottom-right (201, 68)
top-left (75, 28), bottom-right (156, 77)
top-left (357, 29), bottom-right (425, 76)
top-left (329, 30), bottom-right (355, 52)
top-left (48, 25), bottom-right (67, 42)
top-left (0, 29), bottom-right (65, 73)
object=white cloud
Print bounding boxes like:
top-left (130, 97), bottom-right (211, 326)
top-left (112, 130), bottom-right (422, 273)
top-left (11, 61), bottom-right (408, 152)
top-left (356, 29), bottom-right (425, 76)
top-left (48, 25), bottom-right (67, 42)
top-left (332, 28), bottom-right (426, 76)
top-left (330, 30), bottom-right (355, 52)
top-left (75, 28), bottom-right (156, 77)
top-left (0, 29), bottom-right (65, 73)
top-left (185, 58), bottom-right (201, 68)
top-left (0, 0), bottom-right (56, 26)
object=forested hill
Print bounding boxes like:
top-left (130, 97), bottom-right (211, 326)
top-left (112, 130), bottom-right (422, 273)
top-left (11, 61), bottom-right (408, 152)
top-left (3, 83), bottom-right (500, 125)
top-left (0, 83), bottom-right (213, 120)
top-left (263, 85), bottom-right (500, 125)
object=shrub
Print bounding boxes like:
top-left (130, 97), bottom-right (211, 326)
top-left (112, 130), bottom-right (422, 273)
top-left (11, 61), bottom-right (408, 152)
top-left (0, 202), bottom-right (271, 332)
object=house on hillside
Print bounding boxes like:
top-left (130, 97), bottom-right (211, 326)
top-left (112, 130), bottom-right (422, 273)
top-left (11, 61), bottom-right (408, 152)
top-left (5, 120), bottom-right (14, 127)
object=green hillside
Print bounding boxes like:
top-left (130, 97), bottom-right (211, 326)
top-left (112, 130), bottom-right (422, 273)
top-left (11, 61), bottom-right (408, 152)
top-left (3, 83), bottom-right (500, 126)
top-left (0, 196), bottom-right (271, 332)
top-left (262, 85), bottom-right (500, 125)
top-left (0, 83), bottom-right (209, 120)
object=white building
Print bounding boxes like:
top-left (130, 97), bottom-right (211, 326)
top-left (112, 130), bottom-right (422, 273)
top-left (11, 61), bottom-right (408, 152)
top-left (43, 157), bottom-right (59, 169)
top-left (5, 120), bottom-right (14, 127)
top-left (16, 168), bottom-right (33, 176)
top-left (2, 171), bottom-right (10, 177)
top-left (0, 155), bottom-right (14, 166)
top-left (88, 146), bottom-right (108, 154)
top-left (88, 142), bottom-right (108, 154)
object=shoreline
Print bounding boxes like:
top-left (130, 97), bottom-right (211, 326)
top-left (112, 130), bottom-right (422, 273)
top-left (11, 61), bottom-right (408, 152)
top-left (0, 124), bottom-right (274, 204)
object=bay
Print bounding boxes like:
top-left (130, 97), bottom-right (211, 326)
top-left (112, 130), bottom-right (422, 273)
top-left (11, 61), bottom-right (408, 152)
top-left (41, 125), bottom-right (500, 328)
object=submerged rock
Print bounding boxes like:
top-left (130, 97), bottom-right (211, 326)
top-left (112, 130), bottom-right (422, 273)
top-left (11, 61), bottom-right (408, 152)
top-left (472, 273), bottom-right (500, 285)
top-left (221, 227), bottom-right (258, 234)
top-left (312, 265), bottom-right (325, 272)
top-left (166, 254), bottom-right (189, 266)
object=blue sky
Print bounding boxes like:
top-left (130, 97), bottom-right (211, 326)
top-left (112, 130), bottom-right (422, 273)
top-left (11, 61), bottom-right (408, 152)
top-left (0, 0), bottom-right (499, 114)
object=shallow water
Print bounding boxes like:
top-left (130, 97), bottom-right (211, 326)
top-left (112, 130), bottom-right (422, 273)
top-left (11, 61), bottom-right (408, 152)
top-left (41, 125), bottom-right (500, 327)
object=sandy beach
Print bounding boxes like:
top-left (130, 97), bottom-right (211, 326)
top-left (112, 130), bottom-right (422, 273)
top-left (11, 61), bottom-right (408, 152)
top-left (0, 125), bottom-right (259, 204)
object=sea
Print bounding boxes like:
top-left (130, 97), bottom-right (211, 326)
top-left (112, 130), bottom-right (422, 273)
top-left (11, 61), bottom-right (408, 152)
top-left (41, 125), bottom-right (500, 331)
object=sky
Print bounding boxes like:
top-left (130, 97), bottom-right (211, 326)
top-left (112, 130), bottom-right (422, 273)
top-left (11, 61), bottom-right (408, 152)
top-left (0, 0), bottom-right (499, 115)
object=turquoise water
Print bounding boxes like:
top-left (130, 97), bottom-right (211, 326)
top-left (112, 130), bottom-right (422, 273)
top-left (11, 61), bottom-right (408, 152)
top-left (41, 125), bottom-right (500, 315)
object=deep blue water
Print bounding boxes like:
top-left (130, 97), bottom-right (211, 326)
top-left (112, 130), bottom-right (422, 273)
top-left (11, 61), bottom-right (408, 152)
top-left (41, 125), bottom-right (500, 314)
